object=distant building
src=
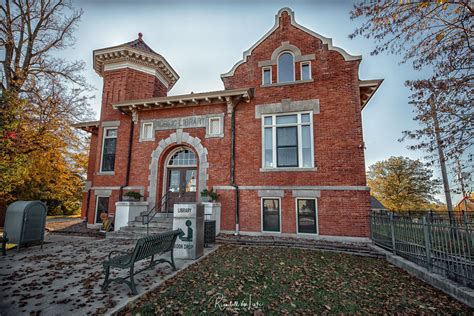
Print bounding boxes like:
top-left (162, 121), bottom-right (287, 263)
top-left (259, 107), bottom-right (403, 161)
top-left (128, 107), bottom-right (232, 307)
top-left (454, 193), bottom-right (474, 212)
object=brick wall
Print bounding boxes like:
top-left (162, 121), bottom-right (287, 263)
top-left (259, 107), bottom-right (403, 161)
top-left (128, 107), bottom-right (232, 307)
top-left (84, 9), bottom-right (372, 237)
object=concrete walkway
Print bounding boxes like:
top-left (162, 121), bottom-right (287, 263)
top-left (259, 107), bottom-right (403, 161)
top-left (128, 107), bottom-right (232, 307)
top-left (0, 234), bottom-right (214, 315)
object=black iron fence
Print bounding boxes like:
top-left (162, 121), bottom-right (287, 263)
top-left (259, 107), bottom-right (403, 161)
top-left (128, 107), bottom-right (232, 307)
top-left (370, 211), bottom-right (474, 288)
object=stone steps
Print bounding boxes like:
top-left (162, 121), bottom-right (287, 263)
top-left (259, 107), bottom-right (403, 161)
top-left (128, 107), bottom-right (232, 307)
top-left (106, 211), bottom-right (174, 240)
top-left (106, 228), bottom-right (171, 240)
top-left (127, 220), bottom-right (173, 228)
top-left (134, 215), bottom-right (173, 223)
top-left (216, 235), bottom-right (384, 259)
top-left (139, 211), bottom-right (174, 218)
top-left (120, 224), bottom-right (172, 233)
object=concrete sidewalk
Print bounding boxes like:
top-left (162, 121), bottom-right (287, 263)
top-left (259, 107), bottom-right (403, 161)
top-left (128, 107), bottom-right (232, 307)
top-left (0, 234), bottom-right (214, 315)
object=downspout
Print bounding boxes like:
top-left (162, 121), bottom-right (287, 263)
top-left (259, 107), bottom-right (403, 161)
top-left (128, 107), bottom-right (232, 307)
top-left (118, 109), bottom-right (135, 200)
top-left (85, 189), bottom-right (91, 222)
top-left (230, 100), bottom-right (240, 235)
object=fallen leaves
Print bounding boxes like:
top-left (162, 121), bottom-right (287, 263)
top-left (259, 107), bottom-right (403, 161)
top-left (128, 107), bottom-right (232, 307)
top-left (119, 245), bottom-right (471, 315)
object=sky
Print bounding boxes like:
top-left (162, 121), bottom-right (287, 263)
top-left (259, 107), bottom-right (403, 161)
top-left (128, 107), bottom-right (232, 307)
top-left (65, 0), bottom-right (466, 203)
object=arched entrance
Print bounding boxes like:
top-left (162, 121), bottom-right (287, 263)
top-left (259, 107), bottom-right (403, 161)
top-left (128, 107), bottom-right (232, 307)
top-left (164, 147), bottom-right (197, 212)
top-left (147, 131), bottom-right (208, 212)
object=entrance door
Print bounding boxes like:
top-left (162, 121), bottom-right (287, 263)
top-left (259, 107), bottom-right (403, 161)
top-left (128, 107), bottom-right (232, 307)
top-left (167, 168), bottom-right (197, 212)
top-left (165, 148), bottom-right (198, 212)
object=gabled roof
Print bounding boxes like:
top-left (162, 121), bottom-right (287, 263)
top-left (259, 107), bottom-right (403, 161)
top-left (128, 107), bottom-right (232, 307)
top-left (221, 7), bottom-right (361, 78)
top-left (360, 79), bottom-right (383, 110)
top-left (370, 196), bottom-right (388, 210)
top-left (72, 121), bottom-right (99, 134)
top-left (122, 33), bottom-right (158, 55)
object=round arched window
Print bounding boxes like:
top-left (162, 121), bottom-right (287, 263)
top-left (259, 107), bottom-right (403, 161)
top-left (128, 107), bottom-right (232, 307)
top-left (167, 149), bottom-right (197, 166)
top-left (278, 52), bottom-right (294, 83)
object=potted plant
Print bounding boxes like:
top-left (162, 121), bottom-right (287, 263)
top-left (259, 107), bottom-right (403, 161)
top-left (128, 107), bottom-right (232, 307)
top-left (123, 191), bottom-right (142, 201)
top-left (200, 188), bottom-right (219, 202)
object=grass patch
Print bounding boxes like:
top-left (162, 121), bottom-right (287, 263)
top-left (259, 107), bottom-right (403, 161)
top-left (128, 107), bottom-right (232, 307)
top-left (122, 245), bottom-right (471, 315)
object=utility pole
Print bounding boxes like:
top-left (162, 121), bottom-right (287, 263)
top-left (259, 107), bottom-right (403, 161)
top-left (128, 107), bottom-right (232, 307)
top-left (456, 156), bottom-right (469, 212)
top-left (430, 97), bottom-right (454, 225)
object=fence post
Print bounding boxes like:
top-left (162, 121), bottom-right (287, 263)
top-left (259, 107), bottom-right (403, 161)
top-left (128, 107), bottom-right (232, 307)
top-left (422, 217), bottom-right (432, 272)
top-left (389, 212), bottom-right (396, 255)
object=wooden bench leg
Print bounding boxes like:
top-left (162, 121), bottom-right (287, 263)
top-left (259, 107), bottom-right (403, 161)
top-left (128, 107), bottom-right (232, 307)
top-left (102, 265), bottom-right (110, 290)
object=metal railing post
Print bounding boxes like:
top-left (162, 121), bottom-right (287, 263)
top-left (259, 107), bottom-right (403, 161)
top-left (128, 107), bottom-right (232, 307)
top-left (390, 212), bottom-right (396, 254)
top-left (422, 217), bottom-right (432, 272)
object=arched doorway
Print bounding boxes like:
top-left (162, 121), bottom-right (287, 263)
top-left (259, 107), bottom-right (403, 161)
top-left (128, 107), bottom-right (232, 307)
top-left (164, 147), bottom-right (197, 212)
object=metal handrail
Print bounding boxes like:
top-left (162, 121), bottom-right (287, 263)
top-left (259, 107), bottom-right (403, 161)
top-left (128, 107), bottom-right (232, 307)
top-left (142, 192), bottom-right (170, 235)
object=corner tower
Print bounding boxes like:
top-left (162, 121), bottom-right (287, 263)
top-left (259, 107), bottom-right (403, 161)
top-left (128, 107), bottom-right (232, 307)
top-left (93, 33), bottom-right (179, 121)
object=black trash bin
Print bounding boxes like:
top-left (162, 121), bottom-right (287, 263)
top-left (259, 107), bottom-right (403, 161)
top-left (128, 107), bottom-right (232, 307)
top-left (204, 220), bottom-right (216, 248)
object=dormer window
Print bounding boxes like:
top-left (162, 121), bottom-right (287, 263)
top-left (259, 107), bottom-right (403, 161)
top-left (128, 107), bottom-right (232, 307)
top-left (277, 52), bottom-right (294, 83)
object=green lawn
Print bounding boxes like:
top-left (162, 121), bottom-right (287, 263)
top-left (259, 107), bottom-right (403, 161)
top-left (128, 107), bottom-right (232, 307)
top-left (122, 245), bottom-right (471, 315)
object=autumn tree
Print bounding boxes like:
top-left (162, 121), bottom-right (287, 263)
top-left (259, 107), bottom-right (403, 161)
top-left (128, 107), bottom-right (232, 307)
top-left (368, 156), bottom-right (441, 211)
top-left (350, 0), bottom-right (473, 217)
top-left (1, 0), bottom-right (92, 216)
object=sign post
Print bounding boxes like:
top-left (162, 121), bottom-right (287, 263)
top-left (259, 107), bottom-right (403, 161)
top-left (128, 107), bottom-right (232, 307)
top-left (173, 203), bottom-right (204, 260)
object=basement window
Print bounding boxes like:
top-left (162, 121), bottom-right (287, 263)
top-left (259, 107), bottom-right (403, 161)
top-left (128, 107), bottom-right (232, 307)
top-left (262, 198), bottom-right (281, 232)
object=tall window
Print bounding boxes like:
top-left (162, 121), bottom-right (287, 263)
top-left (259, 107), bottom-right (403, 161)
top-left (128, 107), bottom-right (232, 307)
top-left (278, 52), bottom-right (294, 83)
top-left (262, 67), bottom-right (272, 85)
top-left (262, 112), bottom-right (313, 168)
top-left (301, 62), bottom-right (311, 80)
top-left (100, 128), bottom-right (117, 172)
top-left (262, 198), bottom-right (280, 232)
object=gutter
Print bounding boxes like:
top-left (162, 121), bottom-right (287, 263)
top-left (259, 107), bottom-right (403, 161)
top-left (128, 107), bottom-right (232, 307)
top-left (118, 109), bottom-right (135, 200)
top-left (230, 101), bottom-right (240, 235)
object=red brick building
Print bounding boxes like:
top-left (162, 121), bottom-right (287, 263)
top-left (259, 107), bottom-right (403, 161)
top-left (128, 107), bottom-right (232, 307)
top-left (76, 8), bottom-right (382, 240)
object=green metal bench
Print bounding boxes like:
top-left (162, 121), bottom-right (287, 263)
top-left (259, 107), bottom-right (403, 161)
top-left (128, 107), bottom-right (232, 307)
top-left (102, 229), bottom-right (183, 295)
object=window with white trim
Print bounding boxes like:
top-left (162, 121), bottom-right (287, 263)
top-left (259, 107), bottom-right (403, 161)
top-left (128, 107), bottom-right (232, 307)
top-left (141, 122), bottom-right (154, 140)
top-left (296, 198), bottom-right (317, 234)
top-left (262, 198), bottom-right (281, 232)
top-left (301, 62), bottom-right (311, 80)
top-left (277, 52), bottom-right (295, 83)
top-left (208, 117), bottom-right (221, 136)
top-left (100, 127), bottom-right (117, 172)
top-left (262, 67), bottom-right (272, 85)
top-left (262, 112), bottom-right (314, 168)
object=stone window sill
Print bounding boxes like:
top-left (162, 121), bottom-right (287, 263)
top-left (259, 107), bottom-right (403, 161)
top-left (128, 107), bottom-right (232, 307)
top-left (259, 167), bottom-right (317, 172)
top-left (97, 171), bottom-right (115, 176)
top-left (139, 138), bottom-right (155, 142)
top-left (261, 79), bottom-right (314, 88)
